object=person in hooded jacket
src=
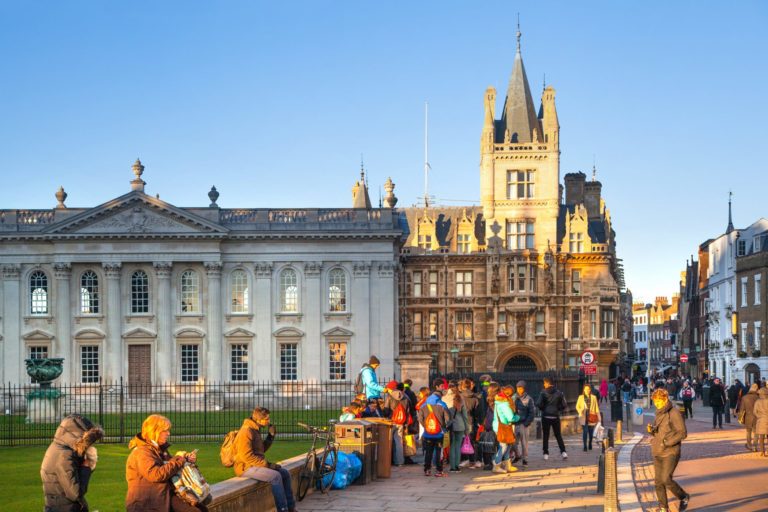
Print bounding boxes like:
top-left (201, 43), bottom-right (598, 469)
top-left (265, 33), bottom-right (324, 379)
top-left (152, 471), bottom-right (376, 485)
top-left (447, 385), bottom-right (470, 472)
top-left (753, 387), bottom-right (768, 456)
top-left (709, 378), bottom-right (727, 429)
top-left (459, 378), bottom-right (481, 468)
top-left (41, 414), bottom-right (103, 512)
top-left (125, 414), bottom-right (204, 512)
top-left (417, 390), bottom-right (451, 477)
top-left (738, 383), bottom-right (760, 451)
top-left (383, 380), bottom-right (411, 466)
top-left (536, 377), bottom-right (568, 460)
top-left (647, 389), bottom-right (690, 512)
top-left (492, 385), bottom-right (520, 474)
top-left (514, 380), bottom-right (535, 467)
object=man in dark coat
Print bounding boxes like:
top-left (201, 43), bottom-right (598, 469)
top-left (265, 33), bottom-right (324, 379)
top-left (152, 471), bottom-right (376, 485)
top-left (709, 377), bottom-right (727, 429)
top-left (648, 389), bottom-right (690, 511)
top-left (41, 414), bottom-right (103, 512)
top-left (727, 379), bottom-right (744, 418)
top-left (536, 377), bottom-right (568, 460)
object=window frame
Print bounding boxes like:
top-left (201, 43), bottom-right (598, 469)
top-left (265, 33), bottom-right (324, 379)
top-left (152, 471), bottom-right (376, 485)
top-left (455, 310), bottom-right (473, 341)
top-left (79, 270), bottom-right (100, 315)
top-left (741, 276), bottom-right (749, 307)
top-left (428, 271), bottom-right (438, 297)
top-left (428, 311), bottom-right (438, 340)
top-left (279, 268), bottom-right (299, 313)
top-left (413, 271), bottom-right (423, 297)
top-left (29, 270), bottom-right (49, 316)
top-left (455, 271), bottom-right (473, 297)
top-left (279, 342), bottom-right (299, 381)
top-left (571, 309), bottom-right (581, 339)
top-left (755, 274), bottom-right (762, 306)
top-left (180, 269), bottom-right (201, 314)
top-left (179, 343), bottom-right (200, 383)
top-left (80, 344), bottom-right (100, 384)
top-left (130, 270), bottom-right (150, 315)
top-left (229, 342), bottom-right (249, 382)
top-left (572, 269), bottom-right (581, 296)
top-left (505, 221), bottom-right (535, 250)
top-left (328, 268), bottom-right (347, 313)
top-left (506, 169), bottom-right (535, 199)
top-left (535, 311), bottom-right (545, 335)
top-left (230, 269), bottom-right (250, 314)
top-left (328, 341), bottom-right (348, 381)
top-left (413, 311), bottom-right (423, 340)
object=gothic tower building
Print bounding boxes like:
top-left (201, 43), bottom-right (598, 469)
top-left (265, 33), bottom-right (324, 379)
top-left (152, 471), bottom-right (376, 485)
top-left (398, 30), bottom-right (624, 379)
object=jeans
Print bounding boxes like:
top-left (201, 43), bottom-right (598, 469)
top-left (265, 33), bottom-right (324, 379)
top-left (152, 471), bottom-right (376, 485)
top-left (392, 424), bottom-right (404, 465)
top-left (449, 431), bottom-right (464, 469)
top-left (542, 417), bottom-right (566, 455)
top-left (494, 442), bottom-right (511, 464)
top-left (653, 454), bottom-right (686, 508)
top-left (712, 405), bottom-right (724, 428)
top-left (682, 399), bottom-right (693, 419)
top-left (582, 424), bottom-right (594, 450)
top-left (423, 437), bottom-right (443, 472)
top-left (242, 466), bottom-right (295, 512)
top-left (515, 423), bottom-right (529, 459)
top-left (623, 391), bottom-right (631, 403)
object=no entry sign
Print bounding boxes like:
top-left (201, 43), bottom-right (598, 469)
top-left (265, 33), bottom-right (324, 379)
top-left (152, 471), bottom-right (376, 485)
top-left (680, 354), bottom-right (689, 363)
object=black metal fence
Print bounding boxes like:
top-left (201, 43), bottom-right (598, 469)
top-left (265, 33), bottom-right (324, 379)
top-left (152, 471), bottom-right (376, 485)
top-left (1, 379), bottom-right (387, 446)
top-left (438, 370), bottom-right (581, 407)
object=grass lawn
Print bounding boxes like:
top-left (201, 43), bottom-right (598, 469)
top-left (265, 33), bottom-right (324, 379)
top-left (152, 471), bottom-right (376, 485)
top-left (1, 439), bottom-right (311, 512)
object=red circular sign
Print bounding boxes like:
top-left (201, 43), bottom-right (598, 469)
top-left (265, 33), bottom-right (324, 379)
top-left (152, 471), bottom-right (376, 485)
top-left (680, 354), bottom-right (689, 363)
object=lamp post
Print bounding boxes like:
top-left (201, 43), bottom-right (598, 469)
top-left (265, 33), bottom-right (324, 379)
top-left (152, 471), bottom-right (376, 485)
top-left (450, 345), bottom-right (460, 375)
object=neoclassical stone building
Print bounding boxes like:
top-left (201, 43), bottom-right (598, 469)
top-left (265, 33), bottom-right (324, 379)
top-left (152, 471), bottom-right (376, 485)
top-left (0, 161), bottom-right (402, 385)
top-left (398, 32), bottom-right (624, 378)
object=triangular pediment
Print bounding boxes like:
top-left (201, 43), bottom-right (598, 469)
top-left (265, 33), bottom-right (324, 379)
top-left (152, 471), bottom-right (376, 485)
top-left (224, 327), bottom-right (256, 338)
top-left (322, 326), bottom-right (354, 337)
top-left (122, 326), bottom-right (157, 339)
top-left (74, 328), bottom-right (106, 340)
top-left (273, 327), bottom-right (305, 338)
top-left (44, 191), bottom-right (227, 236)
top-left (22, 329), bottom-right (55, 341)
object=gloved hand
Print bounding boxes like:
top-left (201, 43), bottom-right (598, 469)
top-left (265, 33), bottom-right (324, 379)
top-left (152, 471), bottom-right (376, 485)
top-left (268, 424), bottom-right (277, 437)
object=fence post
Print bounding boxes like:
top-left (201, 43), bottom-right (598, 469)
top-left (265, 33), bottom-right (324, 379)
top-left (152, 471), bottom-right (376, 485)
top-left (204, 381), bottom-right (208, 437)
top-left (604, 448), bottom-right (619, 511)
top-left (119, 378), bottom-right (125, 443)
top-left (7, 382), bottom-right (13, 447)
top-left (98, 381), bottom-right (104, 429)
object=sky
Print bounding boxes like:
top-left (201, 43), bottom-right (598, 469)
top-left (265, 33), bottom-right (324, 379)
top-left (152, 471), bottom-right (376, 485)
top-left (1, 1), bottom-right (767, 303)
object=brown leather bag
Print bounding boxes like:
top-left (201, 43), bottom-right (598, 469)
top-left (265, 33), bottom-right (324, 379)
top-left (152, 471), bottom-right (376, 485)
top-left (495, 408), bottom-right (516, 444)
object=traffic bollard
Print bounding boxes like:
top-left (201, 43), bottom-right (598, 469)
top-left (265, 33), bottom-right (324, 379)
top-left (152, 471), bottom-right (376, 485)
top-left (597, 451), bottom-right (605, 494)
top-left (604, 448), bottom-right (619, 511)
top-left (616, 421), bottom-right (623, 443)
top-left (607, 428), bottom-right (615, 448)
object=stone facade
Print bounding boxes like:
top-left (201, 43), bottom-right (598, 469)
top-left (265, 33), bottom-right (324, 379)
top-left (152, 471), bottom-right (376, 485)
top-left (398, 34), bottom-right (623, 379)
top-left (735, 229), bottom-right (768, 384)
top-left (0, 163), bottom-right (403, 385)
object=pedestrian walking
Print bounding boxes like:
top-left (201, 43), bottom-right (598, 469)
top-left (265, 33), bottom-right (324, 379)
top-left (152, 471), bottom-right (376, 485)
top-left (709, 378), bottom-right (727, 429)
top-left (383, 380), bottom-right (410, 467)
top-left (417, 389), bottom-right (451, 477)
top-left (41, 414), bottom-right (103, 512)
top-left (599, 379), bottom-right (609, 404)
top-left (753, 387), bottom-right (768, 456)
top-left (647, 389), bottom-right (690, 512)
top-left (492, 385), bottom-right (519, 473)
top-left (126, 414), bottom-right (206, 512)
top-left (621, 378), bottom-right (633, 404)
top-left (678, 381), bottom-right (695, 419)
top-left (514, 380), bottom-right (535, 467)
top-left (576, 384), bottom-right (600, 451)
top-left (536, 377), bottom-right (568, 460)
top-left (738, 383), bottom-right (759, 451)
top-left (233, 407), bottom-right (296, 512)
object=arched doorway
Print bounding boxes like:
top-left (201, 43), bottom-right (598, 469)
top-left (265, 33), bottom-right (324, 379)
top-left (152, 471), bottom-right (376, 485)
top-left (745, 363), bottom-right (761, 385)
top-left (503, 355), bottom-right (538, 372)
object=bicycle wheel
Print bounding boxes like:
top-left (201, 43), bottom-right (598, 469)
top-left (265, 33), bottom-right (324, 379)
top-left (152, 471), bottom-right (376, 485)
top-left (296, 451), bottom-right (317, 501)
top-left (318, 446), bottom-right (338, 494)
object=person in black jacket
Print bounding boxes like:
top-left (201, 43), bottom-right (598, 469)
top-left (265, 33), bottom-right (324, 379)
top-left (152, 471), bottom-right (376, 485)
top-left (709, 377), bottom-right (727, 429)
top-left (535, 377), bottom-right (568, 460)
top-left (515, 380), bottom-right (535, 466)
top-left (727, 379), bottom-right (744, 419)
top-left (41, 414), bottom-right (103, 512)
top-left (648, 388), bottom-right (690, 512)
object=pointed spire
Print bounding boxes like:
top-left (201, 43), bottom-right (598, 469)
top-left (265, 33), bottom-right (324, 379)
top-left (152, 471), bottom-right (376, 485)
top-left (516, 13), bottom-right (522, 53)
top-left (352, 160), bottom-right (372, 209)
top-left (499, 18), bottom-right (541, 144)
top-left (726, 190), bottom-right (734, 233)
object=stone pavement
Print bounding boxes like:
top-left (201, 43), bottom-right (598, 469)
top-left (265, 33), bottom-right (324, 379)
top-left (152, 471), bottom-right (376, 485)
top-left (298, 433), bottom-right (606, 512)
top-left (604, 398), bottom-right (768, 511)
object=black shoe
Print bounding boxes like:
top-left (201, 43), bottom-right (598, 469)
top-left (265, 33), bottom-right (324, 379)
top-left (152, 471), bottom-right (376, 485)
top-left (449, 468), bottom-right (461, 473)
top-left (679, 493), bottom-right (690, 511)
top-left (522, 459), bottom-right (528, 466)
top-left (583, 447), bottom-right (588, 452)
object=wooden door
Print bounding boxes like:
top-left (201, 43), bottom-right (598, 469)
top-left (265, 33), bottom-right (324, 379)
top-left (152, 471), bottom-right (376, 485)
top-left (128, 344), bottom-right (152, 396)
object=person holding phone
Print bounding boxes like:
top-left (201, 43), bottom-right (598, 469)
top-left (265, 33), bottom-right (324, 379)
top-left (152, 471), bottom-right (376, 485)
top-left (233, 407), bottom-right (296, 512)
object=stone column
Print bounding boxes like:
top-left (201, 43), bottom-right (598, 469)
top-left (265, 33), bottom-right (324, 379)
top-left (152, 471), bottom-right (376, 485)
top-left (154, 262), bottom-right (173, 384)
top-left (254, 263), bottom-right (273, 379)
top-left (2, 265), bottom-right (22, 383)
top-left (304, 262), bottom-right (322, 381)
top-left (53, 263), bottom-right (72, 382)
top-left (374, 262), bottom-right (397, 378)
top-left (352, 262), bottom-right (371, 371)
top-left (397, 354), bottom-right (433, 390)
top-left (205, 262), bottom-right (223, 382)
top-left (102, 263), bottom-right (122, 383)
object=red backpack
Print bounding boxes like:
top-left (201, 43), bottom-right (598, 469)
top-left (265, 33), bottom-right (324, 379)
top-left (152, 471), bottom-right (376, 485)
top-left (392, 402), bottom-right (407, 425)
top-left (424, 404), bottom-right (442, 435)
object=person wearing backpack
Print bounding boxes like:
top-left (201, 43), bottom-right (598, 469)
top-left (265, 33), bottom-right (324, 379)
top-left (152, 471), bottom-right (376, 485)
top-left (355, 356), bottom-right (389, 400)
top-left (417, 390), bottom-right (451, 477)
top-left (233, 407), bottom-right (296, 512)
top-left (678, 381), bottom-right (695, 419)
top-left (536, 377), bottom-right (568, 461)
top-left (448, 385), bottom-right (470, 473)
top-left (459, 378), bottom-right (481, 468)
top-left (383, 380), bottom-right (411, 466)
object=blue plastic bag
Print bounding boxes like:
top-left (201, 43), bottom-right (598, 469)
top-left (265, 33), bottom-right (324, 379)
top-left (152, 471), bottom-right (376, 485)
top-left (346, 452), bottom-right (362, 482)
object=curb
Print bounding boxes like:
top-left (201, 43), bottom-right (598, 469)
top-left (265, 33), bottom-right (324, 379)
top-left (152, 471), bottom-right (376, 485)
top-left (616, 432), bottom-right (643, 512)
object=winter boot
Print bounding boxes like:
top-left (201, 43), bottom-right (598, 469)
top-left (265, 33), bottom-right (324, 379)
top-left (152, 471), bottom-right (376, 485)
top-left (491, 462), bottom-right (507, 474)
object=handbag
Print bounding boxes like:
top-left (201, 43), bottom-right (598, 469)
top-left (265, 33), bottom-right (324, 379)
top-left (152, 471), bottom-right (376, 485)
top-left (403, 434), bottom-right (417, 457)
top-left (738, 409), bottom-right (747, 425)
top-left (495, 408), bottom-right (516, 444)
top-left (479, 430), bottom-right (497, 454)
top-left (587, 396), bottom-right (599, 424)
top-left (171, 461), bottom-right (211, 507)
top-left (460, 434), bottom-right (474, 455)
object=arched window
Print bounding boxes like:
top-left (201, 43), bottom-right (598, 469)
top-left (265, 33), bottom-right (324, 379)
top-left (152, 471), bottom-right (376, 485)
top-left (180, 270), bottom-right (200, 313)
top-left (30, 271), bottom-right (48, 315)
top-left (131, 270), bottom-right (150, 314)
top-left (328, 268), bottom-right (346, 312)
top-left (231, 270), bottom-right (249, 313)
top-left (80, 270), bottom-right (100, 314)
top-left (280, 268), bottom-right (298, 313)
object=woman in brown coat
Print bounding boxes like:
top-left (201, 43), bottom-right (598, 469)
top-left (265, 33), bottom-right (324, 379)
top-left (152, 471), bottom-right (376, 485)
top-left (753, 388), bottom-right (768, 456)
top-left (125, 414), bottom-right (205, 512)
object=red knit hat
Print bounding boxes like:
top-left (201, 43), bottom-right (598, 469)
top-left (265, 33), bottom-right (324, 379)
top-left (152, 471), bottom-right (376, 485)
top-left (386, 380), bottom-right (398, 390)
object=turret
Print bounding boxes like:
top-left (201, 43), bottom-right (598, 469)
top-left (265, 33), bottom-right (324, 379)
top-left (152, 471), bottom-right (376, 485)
top-left (480, 87), bottom-right (497, 215)
top-left (540, 86), bottom-right (559, 146)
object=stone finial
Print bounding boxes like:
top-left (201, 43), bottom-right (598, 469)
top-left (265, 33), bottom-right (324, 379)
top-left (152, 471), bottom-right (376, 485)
top-left (130, 158), bottom-right (146, 192)
top-left (55, 186), bottom-right (67, 209)
top-left (208, 186), bottom-right (220, 207)
top-left (383, 177), bottom-right (398, 208)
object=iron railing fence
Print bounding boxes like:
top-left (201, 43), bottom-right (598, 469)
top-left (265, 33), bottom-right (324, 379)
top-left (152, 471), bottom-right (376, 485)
top-left (0, 378), bottom-right (391, 446)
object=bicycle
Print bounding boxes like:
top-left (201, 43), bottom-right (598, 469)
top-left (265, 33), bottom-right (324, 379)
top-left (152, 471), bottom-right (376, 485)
top-left (296, 420), bottom-right (338, 501)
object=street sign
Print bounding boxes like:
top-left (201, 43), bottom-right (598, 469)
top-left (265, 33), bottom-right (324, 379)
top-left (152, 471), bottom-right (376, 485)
top-left (580, 351), bottom-right (596, 365)
top-left (580, 364), bottom-right (598, 375)
top-left (680, 354), bottom-right (689, 363)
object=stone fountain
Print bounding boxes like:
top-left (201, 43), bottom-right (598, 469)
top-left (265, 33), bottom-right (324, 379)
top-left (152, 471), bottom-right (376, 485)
top-left (25, 357), bottom-right (65, 423)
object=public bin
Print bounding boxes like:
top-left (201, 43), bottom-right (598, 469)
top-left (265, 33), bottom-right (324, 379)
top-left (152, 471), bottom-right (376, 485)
top-left (610, 399), bottom-right (623, 423)
top-left (702, 385), bottom-right (710, 406)
top-left (335, 420), bottom-right (377, 485)
top-left (365, 417), bottom-right (393, 478)
top-left (631, 399), bottom-right (645, 426)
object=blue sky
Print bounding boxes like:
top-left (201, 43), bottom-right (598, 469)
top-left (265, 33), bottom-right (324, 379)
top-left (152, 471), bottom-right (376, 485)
top-left (1, 1), bottom-right (767, 303)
